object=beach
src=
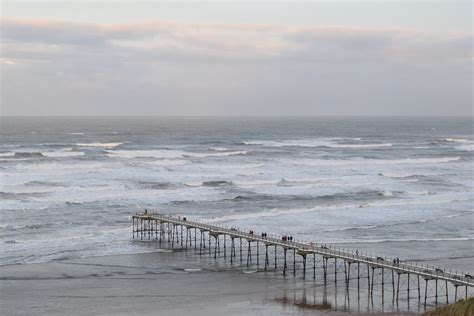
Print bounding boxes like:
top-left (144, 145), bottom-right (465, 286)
top-left (1, 251), bottom-right (426, 316)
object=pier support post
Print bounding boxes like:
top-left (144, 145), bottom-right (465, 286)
top-left (274, 245), bottom-right (277, 269)
top-left (185, 227), bottom-right (189, 250)
top-left (445, 281), bottom-right (448, 304)
top-left (302, 254), bottom-right (307, 279)
top-left (265, 245), bottom-right (269, 270)
top-left (357, 262), bottom-right (360, 291)
top-left (223, 235), bottom-right (226, 259)
top-left (194, 228), bottom-right (197, 250)
top-left (435, 279), bottom-right (438, 305)
top-left (323, 257), bottom-right (328, 284)
top-left (256, 241), bottom-right (259, 267)
top-left (334, 258), bottom-right (337, 283)
top-left (424, 279), bottom-right (428, 307)
top-left (313, 254), bottom-right (316, 280)
top-left (283, 249), bottom-right (287, 275)
top-left (396, 273), bottom-right (401, 301)
top-left (407, 273), bottom-right (410, 301)
top-left (246, 240), bottom-right (252, 266)
top-left (293, 249), bottom-right (296, 275)
top-left (417, 275), bottom-right (421, 301)
top-left (240, 238), bottom-right (243, 263)
top-left (132, 217), bottom-right (135, 239)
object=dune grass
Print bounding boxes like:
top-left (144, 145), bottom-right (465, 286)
top-left (424, 297), bottom-right (473, 316)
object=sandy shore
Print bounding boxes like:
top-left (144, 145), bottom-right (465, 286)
top-left (0, 249), bottom-right (429, 316)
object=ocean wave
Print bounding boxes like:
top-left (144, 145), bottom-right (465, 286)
top-left (0, 191), bottom-right (50, 200)
top-left (106, 149), bottom-right (185, 159)
top-left (42, 151), bottom-right (85, 158)
top-left (242, 138), bottom-right (390, 149)
top-left (25, 180), bottom-right (65, 187)
top-left (106, 149), bottom-right (247, 159)
top-left (330, 237), bottom-right (473, 244)
top-left (380, 172), bottom-right (442, 179)
top-left (0, 152), bottom-right (15, 157)
top-left (202, 180), bottom-right (234, 187)
top-left (76, 142), bottom-right (122, 148)
top-left (13, 152), bottom-right (45, 158)
top-left (456, 144), bottom-right (474, 151)
top-left (184, 150), bottom-right (248, 158)
top-left (145, 159), bottom-right (188, 166)
top-left (441, 138), bottom-right (470, 143)
top-left (298, 156), bottom-right (460, 166)
top-left (208, 147), bottom-right (229, 151)
top-left (136, 181), bottom-right (178, 190)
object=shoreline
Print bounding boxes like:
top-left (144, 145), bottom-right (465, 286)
top-left (1, 250), bottom-right (447, 316)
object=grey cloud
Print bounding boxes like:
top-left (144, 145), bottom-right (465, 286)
top-left (1, 19), bottom-right (472, 116)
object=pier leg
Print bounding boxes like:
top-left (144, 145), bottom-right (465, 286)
top-left (344, 262), bottom-right (347, 285)
top-left (215, 236), bottom-right (219, 259)
top-left (274, 245), bottom-right (277, 269)
top-left (302, 255), bottom-right (307, 279)
top-left (435, 279), bottom-right (438, 305)
top-left (140, 219), bottom-right (143, 240)
top-left (199, 231), bottom-right (203, 255)
top-left (265, 245), bottom-right (268, 270)
top-left (408, 273), bottom-right (410, 301)
top-left (313, 254), bottom-right (316, 280)
top-left (240, 238), bottom-right (242, 263)
top-left (323, 257), bottom-right (328, 284)
top-left (185, 228), bottom-right (189, 250)
top-left (194, 228), bottom-right (197, 250)
top-left (367, 264), bottom-right (370, 290)
top-left (283, 249), bottom-right (287, 275)
top-left (357, 262), bottom-right (360, 291)
top-left (424, 279), bottom-right (428, 307)
top-left (247, 241), bottom-right (253, 266)
top-left (172, 225), bottom-right (176, 247)
top-left (391, 270), bottom-right (395, 297)
top-left (454, 285), bottom-right (458, 302)
top-left (155, 220), bottom-right (158, 239)
top-left (371, 268), bottom-right (375, 296)
top-left (396, 273), bottom-right (401, 302)
top-left (230, 238), bottom-right (235, 263)
top-left (132, 217), bottom-right (135, 239)
top-left (445, 281), bottom-right (448, 304)
top-left (208, 234), bottom-right (211, 255)
top-left (224, 235), bottom-right (226, 258)
top-left (418, 275), bottom-right (421, 301)
top-left (256, 241), bottom-right (259, 267)
top-left (348, 263), bottom-right (352, 289)
top-left (382, 268), bottom-right (384, 297)
top-left (334, 258), bottom-right (337, 283)
top-left (293, 249), bottom-right (296, 275)
top-left (180, 225), bottom-right (183, 246)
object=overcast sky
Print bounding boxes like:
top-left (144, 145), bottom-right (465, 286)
top-left (1, 1), bottom-right (472, 116)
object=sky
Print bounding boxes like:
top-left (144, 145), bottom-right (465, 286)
top-left (1, 1), bottom-right (472, 116)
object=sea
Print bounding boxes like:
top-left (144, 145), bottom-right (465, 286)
top-left (1, 116), bottom-right (473, 272)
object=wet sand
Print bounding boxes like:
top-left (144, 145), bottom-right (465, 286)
top-left (0, 251), bottom-right (425, 316)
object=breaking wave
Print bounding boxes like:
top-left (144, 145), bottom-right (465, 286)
top-left (243, 138), bottom-right (390, 148)
top-left (76, 142), bottom-right (122, 148)
top-left (106, 149), bottom-right (247, 159)
top-left (298, 156), bottom-right (460, 166)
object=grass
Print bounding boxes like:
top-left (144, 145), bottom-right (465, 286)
top-left (424, 297), bottom-right (473, 316)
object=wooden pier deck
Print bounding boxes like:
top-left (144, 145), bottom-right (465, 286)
top-left (132, 212), bottom-right (473, 305)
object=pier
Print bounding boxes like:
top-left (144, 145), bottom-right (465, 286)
top-left (132, 212), bottom-right (473, 308)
